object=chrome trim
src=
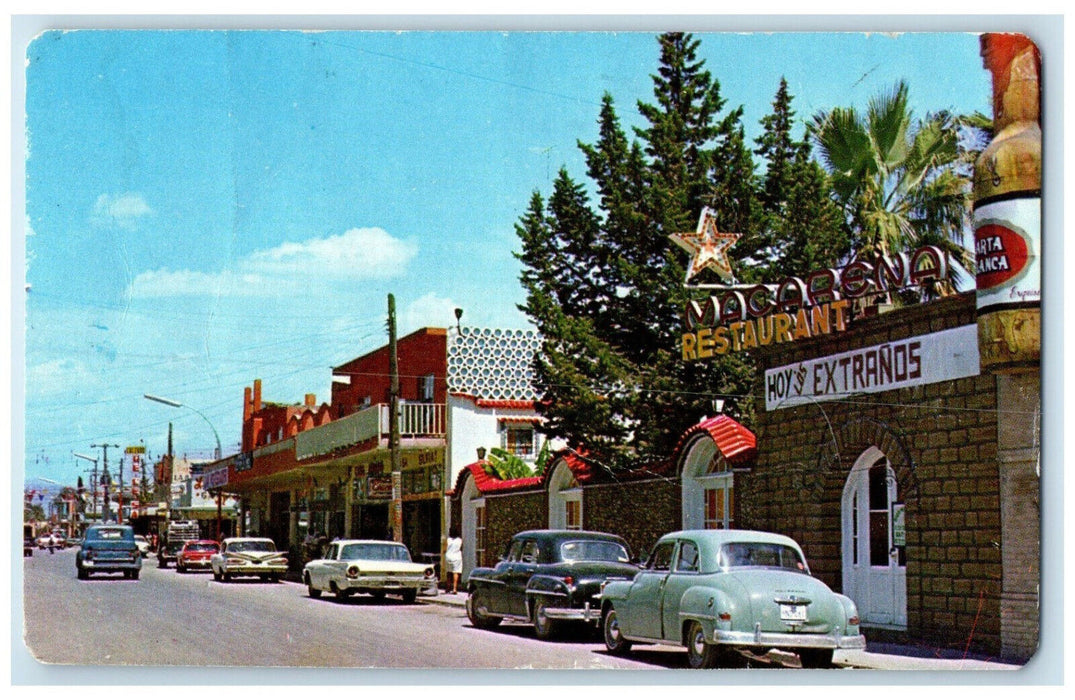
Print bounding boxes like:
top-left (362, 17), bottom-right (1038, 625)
top-left (543, 602), bottom-right (601, 622)
top-left (526, 588), bottom-right (570, 599)
top-left (679, 612), bottom-right (717, 623)
top-left (713, 628), bottom-right (867, 650)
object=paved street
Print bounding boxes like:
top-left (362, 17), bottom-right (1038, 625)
top-left (19, 547), bottom-right (1020, 682)
top-left (21, 547), bottom-right (671, 671)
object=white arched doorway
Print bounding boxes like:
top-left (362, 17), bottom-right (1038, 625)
top-left (681, 437), bottom-right (735, 530)
top-left (547, 460), bottom-right (582, 530)
top-left (460, 476), bottom-right (485, 574)
top-left (842, 446), bottom-right (907, 628)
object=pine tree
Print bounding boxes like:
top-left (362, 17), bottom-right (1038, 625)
top-left (517, 32), bottom-right (759, 470)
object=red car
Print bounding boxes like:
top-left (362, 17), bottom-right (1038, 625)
top-left (176, 540), bottom-right (220, 573)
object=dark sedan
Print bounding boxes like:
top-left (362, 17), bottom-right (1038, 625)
top-left (465, 529), bottom-right (639, 640)
top-left (75, 524), bottom-right (142, 580)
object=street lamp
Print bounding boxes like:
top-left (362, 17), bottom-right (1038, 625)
top-left (144, 394), bottom-right (222, 459)
top-left (145, 393), bottom-right (226, 542)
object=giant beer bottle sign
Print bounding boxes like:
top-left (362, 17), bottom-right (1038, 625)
top-left (974, 200), bottom-right (1040, 312)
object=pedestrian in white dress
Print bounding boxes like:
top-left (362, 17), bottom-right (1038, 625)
top-left (445, 527), bottom-right (463, 594)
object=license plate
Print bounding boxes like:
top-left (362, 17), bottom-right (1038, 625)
top-left (780, 604), bottom-right (807, 621)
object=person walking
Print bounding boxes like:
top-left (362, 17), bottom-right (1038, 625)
top-left (445, 527), bottom-right (463, 595)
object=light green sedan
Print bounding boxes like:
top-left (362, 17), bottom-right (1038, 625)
top-left (599, 529), bottom-right (866, 668)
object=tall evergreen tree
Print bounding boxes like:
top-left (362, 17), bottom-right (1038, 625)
top-left (516, 32), bottom-right (758, 470)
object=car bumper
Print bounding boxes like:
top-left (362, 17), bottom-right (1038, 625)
top-left (713, 626), bottom-right (867, 651)
top-left (224, 565), bottom-right (288, 575)
top-left (544, 601), bottom-right (601, 623)
top-left (81, 560), bottom-right (142, 572)
top-left (179, 559), bottom-right (213, 569)
top-left (342, 575), bottom-right (431, 591)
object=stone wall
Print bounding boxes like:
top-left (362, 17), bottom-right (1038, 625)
top-left (583, 479), bottom-right (681, 559)
top-left (481, 489), bottom-right (545, 566)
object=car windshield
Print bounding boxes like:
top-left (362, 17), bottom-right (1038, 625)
top-left (718, 542), bottom-right (808, 573)
top-left (559, 540), bottom-right (630, 563)
top-left (87, 528), bottom-right (131, 541)
top-left (228, 540), bottom-right (274, 553)
top-left (340, 543), bottom-right (412, 562)
top-left (186, 543), bottom-right (218, 552)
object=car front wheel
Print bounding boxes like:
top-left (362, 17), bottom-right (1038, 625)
top-left (602, 607), bottom-right (632, 655)
top-left (686, 621), bottom-right (720, 669)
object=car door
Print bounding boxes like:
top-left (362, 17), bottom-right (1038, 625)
top-left (506, 538), bottom-right (540, 617)
top-left (623, 540), bottom-right (675, 640)
top-left (487, 538), bottom-right (523, 614)
top-left (660, 539), bottom-right (700, 642)
top-left (310, 543), bottom-right (337, 589)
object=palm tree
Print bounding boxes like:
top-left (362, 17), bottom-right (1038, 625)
top-left (809, 81), bottom-right (974, 282)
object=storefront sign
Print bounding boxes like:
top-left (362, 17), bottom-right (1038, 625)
top-left (681, 246), bottom-right (947, 360)
top-left (764, 324), bottom-right (979, 410)
top-left (892, 503), bottom-right (906, 547)
top-left (233, 452), bottom-right (252, 473)
top-left (366, 475), bottom-right (393, 500)
top-left (204, 466), bottom-right (228, 489)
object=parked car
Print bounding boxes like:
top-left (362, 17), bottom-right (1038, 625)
top-left (210, 537), bottom-right (288, 582)
top-left (176, 540), bottom-right (220, 573)
top-left (75, 524), bottom-right (142, 580)
top-left (303, 539), bottom-right (436, 603)
top-left (133, 535), bottom-right (152, 557)
top-left (599, 529), bottom-right (866, 668)
top-left (465, 529), bottom-right (640, 640)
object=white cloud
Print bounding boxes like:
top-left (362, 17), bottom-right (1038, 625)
top-left (26, 357), bottom-right (99, 398)
top-left (402, 292), bottom-right (459, 332)
top-left (91, 192), bottom-right (154, 230)
top-left (128, 227), bottom-right (417, 298)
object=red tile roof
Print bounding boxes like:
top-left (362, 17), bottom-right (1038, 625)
top-left (674, 414), bottom-right (756, 465)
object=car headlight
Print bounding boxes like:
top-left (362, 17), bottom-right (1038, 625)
top-left (346, 565), bottom-right (360, 578)
top-left (424, 567), bottom-right (435, 578)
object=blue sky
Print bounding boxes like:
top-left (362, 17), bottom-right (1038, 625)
top-left (18, 28), bottom-right (992, 492)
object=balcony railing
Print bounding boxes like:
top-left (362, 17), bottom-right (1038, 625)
top-left (294, 402), bottom-right (445, 461)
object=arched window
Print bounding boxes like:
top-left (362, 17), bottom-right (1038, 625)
top-left (681, 437), bottom-right (734, 530)
top-left (548, 460), bottom-right (582, 530)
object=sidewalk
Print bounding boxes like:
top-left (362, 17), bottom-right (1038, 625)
top-left (418, 591), bottom-right (1022, 671)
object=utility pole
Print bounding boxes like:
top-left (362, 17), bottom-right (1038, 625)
top-left (91, 443), bottom-right (119, 523)
top-left (388, 294), bottom-right (403, 543)
top-left (117, 456), bottom-right (125, 524)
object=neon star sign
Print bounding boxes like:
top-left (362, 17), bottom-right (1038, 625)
top-left (669, 207), bottom-right (742, 284)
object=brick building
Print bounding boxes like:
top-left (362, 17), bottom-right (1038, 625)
top-left (740, 291), bottom-right (1037, 662)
